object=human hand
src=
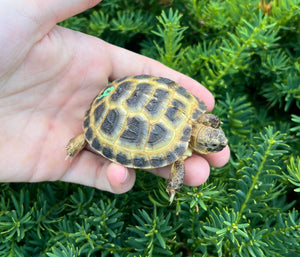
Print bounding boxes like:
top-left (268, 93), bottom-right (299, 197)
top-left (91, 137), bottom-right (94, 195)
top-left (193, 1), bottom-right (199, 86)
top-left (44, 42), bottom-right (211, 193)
top-left (0, 0), bottom-right (230, 194)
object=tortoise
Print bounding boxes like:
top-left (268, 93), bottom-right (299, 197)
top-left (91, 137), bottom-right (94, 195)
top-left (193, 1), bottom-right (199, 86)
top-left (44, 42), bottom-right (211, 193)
top-left (65, 75), bottom-right (228, 203)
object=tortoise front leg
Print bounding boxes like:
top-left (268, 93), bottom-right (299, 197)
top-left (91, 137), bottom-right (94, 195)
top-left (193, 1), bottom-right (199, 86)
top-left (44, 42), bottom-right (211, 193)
top-left (65, 133), bottom-right (86, 160)
top-left (166, 158), bottom-right (185, 203)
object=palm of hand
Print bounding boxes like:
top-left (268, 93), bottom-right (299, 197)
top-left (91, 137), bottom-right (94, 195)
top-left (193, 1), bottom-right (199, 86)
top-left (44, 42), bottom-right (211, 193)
top-left (0, 25), bottom-right (112, 182)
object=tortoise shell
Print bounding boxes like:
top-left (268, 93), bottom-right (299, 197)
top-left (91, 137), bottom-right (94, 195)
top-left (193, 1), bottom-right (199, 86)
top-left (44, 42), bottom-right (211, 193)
top-left (82, 75), bottom-right (207, 169)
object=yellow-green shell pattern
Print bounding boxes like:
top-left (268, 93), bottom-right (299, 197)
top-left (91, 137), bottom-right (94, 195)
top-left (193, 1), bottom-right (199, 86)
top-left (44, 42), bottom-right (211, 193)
top-left (82, 75), bottom-right (207, 169)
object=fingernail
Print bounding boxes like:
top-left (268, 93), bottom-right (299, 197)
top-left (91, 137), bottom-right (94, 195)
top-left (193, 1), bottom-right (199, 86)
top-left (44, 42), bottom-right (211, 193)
top-left (121, 168), bottom-right (129, 183)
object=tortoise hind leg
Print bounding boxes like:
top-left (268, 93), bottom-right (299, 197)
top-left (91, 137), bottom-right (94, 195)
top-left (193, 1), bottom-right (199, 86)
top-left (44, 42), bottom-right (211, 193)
top-left (65, 133), bottom-right (86, 160)
top-left (166, 159), bottom-right (185, 203)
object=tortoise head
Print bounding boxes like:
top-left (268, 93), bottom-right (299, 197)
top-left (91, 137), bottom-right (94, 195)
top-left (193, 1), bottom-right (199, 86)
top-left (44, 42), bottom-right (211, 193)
top-left (191, 114), bottom-right (228, 154)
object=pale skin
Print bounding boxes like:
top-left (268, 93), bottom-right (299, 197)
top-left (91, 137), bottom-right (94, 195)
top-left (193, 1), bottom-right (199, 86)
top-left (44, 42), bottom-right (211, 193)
top-left (0, 0), bottom-right (230, 195)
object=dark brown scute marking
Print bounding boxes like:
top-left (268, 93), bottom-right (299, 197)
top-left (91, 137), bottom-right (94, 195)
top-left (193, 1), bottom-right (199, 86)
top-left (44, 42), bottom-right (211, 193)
top-left (147, 123), bottom-right (168, 146)
top-left (133, 157), bottom-right (149, 168)
top-left (166, 151), bottom-right (177, 163)
top-left (100, 109), bottom-right (120, 135)
top-left (172, 99), bottom-right (186, 110)
top-left (192, 109), bottom-right (202, 120)
top-left (197, 98), bottom-right (207, 111)
top-left (116, 152), bottom-right (131, 166)
top-left (176, 86), bottom-right (191, 99)
top-left (94, 102), bottom-right (106, 124)
top-left (120, 117), bottom-right (146, 145)
top-left (174, 146), bottom-right (186, 157)
top-left (83, 115), bottom-right (90, 129)
top-left (85, 127), bottom-right (93, 141)
top-left (145, 99), bottom-right (159, 114)
top-left (165, 99), bottom-right (186, 124)
top-left (102, 146), bottom-right (114, 159)
top-left (84, 108), bottom-right (90, 119)
top-left (110, 81), bottom-right (132, 101)
top-left (154, 88), bottom-right (169, 100)
top-left (91, 137), bottom-right (101, 151)
top-left (151, 156), bottom-right (166, 167)
top-left (134, 74), bottom-right (152, 79)
top-left (165, 107), bottom-right (177, 123)
top-left (116, 76), bottom-right (129, 83)
top-left (155, 77), bottom-right (177, 88)
top-left (126, 83), bottom-right (151, 108)
top-left (145, 89), bottom-right (169, 115)
top-left (180, 126), bottom-right (192, 142)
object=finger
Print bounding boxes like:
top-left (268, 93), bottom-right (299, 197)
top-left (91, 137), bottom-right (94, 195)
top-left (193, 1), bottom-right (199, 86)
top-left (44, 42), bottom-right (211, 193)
top-left (8, 0), bottom-right (101, 44)
top-left (106, 163), bottom-right (136, 194)
top-left (31, 0), bottom-right (101, 25)
top-left (183, 156), bottom-right (210, 186)
top-left (2, 0), bottom-right (102, 71)
top-left (201, 145), bottom-right (231, 168)
top-left (61, 151), bottom-right (136, 194)
top-left (150, 155), bottom-right (210, 187)
top-left (104, 43), bottom-right (215, 111)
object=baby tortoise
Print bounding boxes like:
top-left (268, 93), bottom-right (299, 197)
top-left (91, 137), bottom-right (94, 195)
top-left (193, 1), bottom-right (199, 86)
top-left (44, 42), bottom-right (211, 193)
top-left (65, 75), bottom-right (228, 203)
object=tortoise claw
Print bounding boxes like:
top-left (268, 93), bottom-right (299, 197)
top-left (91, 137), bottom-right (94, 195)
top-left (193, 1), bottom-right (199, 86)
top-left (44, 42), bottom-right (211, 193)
top-left (168, 190), bottom-right (176, 204)
top-left (65, 153), bottom-right (73, 161)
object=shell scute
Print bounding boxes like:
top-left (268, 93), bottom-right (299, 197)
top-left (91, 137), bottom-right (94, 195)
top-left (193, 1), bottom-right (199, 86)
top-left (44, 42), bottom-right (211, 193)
top-left (85, 127), bottom-right (94, 141)
top-left (119, 116), bottom-right (148, 148)
top-left (91, 137), bottom-right (102, 151)
top-left (102, 146), bottom-right (114, 159)
top-left (180, 126), bottom-right (192, 142)
top-left (93, 102), bottom-right (107, 126)
top-left (116, 152), bottom-right (131, 166)
top-left (83, 115), bottom-right (90, 130)
top-left (100, 108), bottom-right (120, 136)
top-left (174, 145), bottom-right (188, 157)
top-left (164, 99), bottom-right (187, 126)
top-left (110, 81), bottom-right (133, 103)
top-left (133, 155), bottom-right (151, 168)
top-left (166, 151), bottom-right (177, 164)
top-left (134, 74), bottom-right (152, 79)
top-left (150, 155), bottom-right (167, 168)
top-left (145, 88), bottom-right (169, 117)
top-left (155, 77), bottom-right (177, 88)
top-left (126, 83), bottom-right (154, 112)
top-left (175, 86), bottom-right (192, 100)
top-left (147, 123), bottom-right (168, 147)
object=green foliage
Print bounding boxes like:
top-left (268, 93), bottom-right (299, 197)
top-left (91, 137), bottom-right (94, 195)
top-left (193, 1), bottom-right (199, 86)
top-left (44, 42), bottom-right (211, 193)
top-left (2, 0), bottom-right (300, 256)
top-left (152, 9), bottom-right (188, 69)
top-left (127, 207), bottom-right (177, 256)
top-left (284, 156), bottom-right (300, 192)
top-left (291, 114), bottom-right (300, 137)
